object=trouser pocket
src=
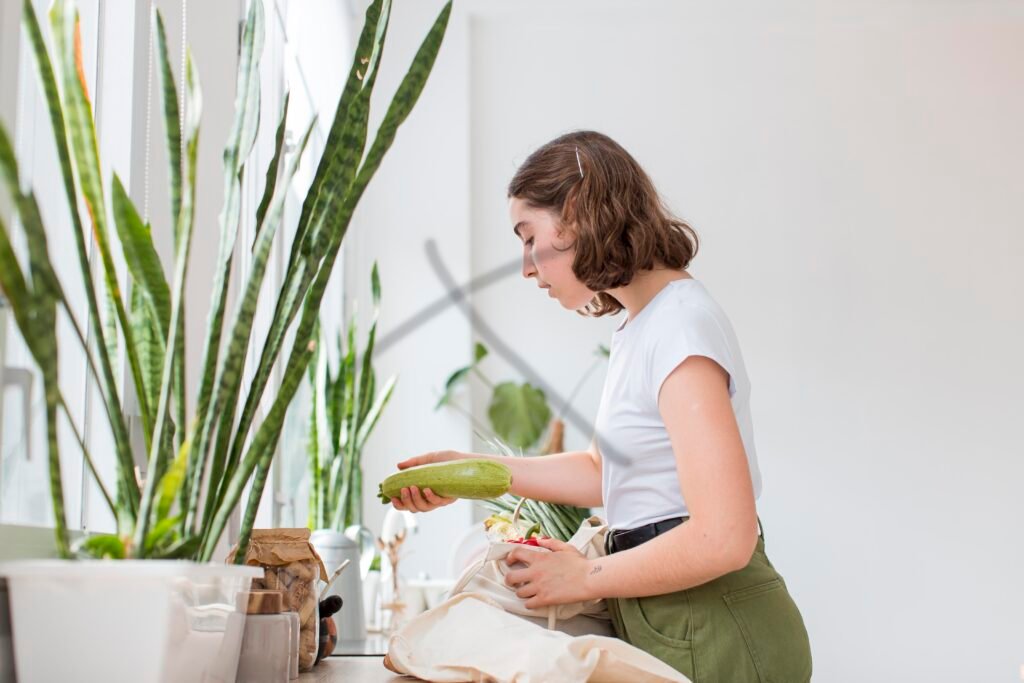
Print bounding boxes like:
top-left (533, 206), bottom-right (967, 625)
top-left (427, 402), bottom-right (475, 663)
top-left (614, 591), bottom-right (695, 678)
top-left (722, 578), bottom-right (812, 683)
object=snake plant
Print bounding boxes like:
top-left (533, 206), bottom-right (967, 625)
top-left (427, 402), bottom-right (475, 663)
top-left (307, 262), bottom-right (397, 531)
top-left (0, 0), bottom-right (451, 561)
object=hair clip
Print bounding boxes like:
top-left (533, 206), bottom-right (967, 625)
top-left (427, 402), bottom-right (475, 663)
top-left (575, 146), bottom-right (585, 179)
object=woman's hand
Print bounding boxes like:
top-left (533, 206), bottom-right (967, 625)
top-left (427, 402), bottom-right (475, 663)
top-left (503, 538), bottom-right (594, 609)
top-left (389, 450), bottom-right (462, 513)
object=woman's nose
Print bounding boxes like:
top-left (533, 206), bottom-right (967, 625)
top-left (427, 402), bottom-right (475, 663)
top-left (522, 248), bottom-right (537, 279)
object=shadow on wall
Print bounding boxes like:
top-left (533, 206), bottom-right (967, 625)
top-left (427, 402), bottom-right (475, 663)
top-left (376, 240), bottom-right (605, 457)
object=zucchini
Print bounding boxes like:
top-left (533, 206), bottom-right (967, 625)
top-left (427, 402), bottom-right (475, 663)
top-left (377, 459), bottom-right (512, 504)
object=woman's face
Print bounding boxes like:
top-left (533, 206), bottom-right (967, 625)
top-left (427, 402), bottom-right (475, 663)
top-left (509, 197), bottom-right (595, 310)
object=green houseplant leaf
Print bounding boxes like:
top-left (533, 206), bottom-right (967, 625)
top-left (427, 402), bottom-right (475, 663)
top-left (436, 342), bottom-right (488, 409)
top-left (488, 382), bottom-right (552, 450)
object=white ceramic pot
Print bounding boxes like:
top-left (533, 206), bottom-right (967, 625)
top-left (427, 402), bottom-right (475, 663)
top-left (0, 560), bottom-right (260, 683)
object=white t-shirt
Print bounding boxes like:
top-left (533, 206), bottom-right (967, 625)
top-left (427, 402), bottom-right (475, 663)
top-left (594, 277), bottom-right (762, 530)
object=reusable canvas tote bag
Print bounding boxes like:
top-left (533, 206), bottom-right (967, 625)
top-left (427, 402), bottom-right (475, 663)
top-left (384, 592), bottom-right (690, 683)
top-left (383, 515), bottom-right (691, 682)
top-left (447, 514), bottom-right (613, 636)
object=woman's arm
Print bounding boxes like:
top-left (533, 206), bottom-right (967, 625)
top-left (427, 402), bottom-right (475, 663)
top-left (583, 355), bottom-right (758, 599)
top-left (390, 438), bottom-right (604, 512)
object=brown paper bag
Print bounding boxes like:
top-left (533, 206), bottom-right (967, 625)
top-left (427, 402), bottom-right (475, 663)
top-left (228, 528), bottom-right (328, 672)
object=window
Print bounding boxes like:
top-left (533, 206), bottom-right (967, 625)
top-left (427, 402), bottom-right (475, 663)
top-left (0, 0), bottom-right (355, 554)
top-left (0, 0), bottom-right (110, 532)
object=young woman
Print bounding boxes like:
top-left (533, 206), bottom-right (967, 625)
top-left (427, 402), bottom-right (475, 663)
top-left (389, 130), bottom-right (812, 682)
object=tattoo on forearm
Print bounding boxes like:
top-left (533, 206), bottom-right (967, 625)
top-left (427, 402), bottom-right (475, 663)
top-left (590, 564), bottom-right (602, 576)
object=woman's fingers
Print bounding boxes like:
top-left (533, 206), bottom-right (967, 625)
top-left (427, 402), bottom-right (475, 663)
top-left (401, 486), bottom-right (437, 512)
top-left (399, 486), bottom-right (418, 511)
top-left (516, 583), bottom-right (539, 600)
top-left (422, 488), bottom-right (455, 507)
top-left (408, 486), bottom-right (431, 510)
top-left (505, 566), bottom-right (539, 598)
top-left (504, 567), bottom-right (529, 587)
top-left (393, 485), bottom-right (454, 512)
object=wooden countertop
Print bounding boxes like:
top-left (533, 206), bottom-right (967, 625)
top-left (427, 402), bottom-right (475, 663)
top-left (296, 635), bottom-right (414, 682)
top-left (296, 656), bottom-right (411, 682)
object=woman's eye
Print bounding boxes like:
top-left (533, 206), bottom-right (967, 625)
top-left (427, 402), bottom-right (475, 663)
top-left (525, 238), bottom-right (534, 247)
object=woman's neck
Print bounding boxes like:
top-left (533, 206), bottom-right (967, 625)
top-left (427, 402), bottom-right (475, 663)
top-left (607, 267), bottom-right (692, 324)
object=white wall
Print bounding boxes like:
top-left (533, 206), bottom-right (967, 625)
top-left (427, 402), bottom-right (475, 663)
top-left (350, 0), bottom-right (1024, 680)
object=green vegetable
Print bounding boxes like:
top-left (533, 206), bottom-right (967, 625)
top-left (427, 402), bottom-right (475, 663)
top-left (378, 459), bottom-right (512, 504)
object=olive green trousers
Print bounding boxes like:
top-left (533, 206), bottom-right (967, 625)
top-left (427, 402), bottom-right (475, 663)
top-left (605, 532), bottom-right (812, 683)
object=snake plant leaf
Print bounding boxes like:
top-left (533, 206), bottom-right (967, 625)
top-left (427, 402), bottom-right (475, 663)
top-left (154, 438), bottom-right (190, 523)
top-left (355, 319), bottom-right (378, 428)
top-left (206, 340), bottom-right (315, 562)
top-left (129, 286), bottom-right (164, 413)
top-left (76, 534), bottom-right (126, 560)
top-left (328, 336), bottom-right (346, 452)
top-left (355, 374), bottom-right (396, 452)
top-left (200, 114), bottom-right (316, 527)
top-left (11, 0), bottom-right (451, 563)
top-left (359, 367), bottom-right (377, 425)
top-left (49, 0), bottom-right (154, 448)
top-left (113, 171), bottom-right (178, 447)
top-left (137, 48), bottom-right (201, 551)
top-left (343, 312), bottom-right (359, 428)
top-left (289, 3), bottom-right (452, 487)
top-left (143, 514), bottom-right (181, 555)
top-left (186, 0), bottom-right (264, 527)
top-left (149, 534), bottom-right (201, 560)
top-left (0, 150), bottom-right (62, 306)
top-left (223, 0), bottom-right (394, 497)
top-left (254, 91), bottom-right (290, 248)
top-left (22, 0), bottom-right (137, 518)
top-left (153, 8), bottom-right (182, 240)
top-left (112, 175), bottom-right (171, 331)
top-left (0, 216), bottom-right (29, 313)
top-left (0, 131), bottom-right (69, 556)
top-left (291, 0), bottom-right (391, 268)
top-left (488, 382), bottom-right (552, 450)
top-left (347, 1), bottom-right (452, 206)
top-left (309, 329), bottom-right (328, 528)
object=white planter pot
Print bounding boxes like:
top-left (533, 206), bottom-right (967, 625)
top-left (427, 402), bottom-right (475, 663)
top-left (0, 560), bottom-right (261, 683)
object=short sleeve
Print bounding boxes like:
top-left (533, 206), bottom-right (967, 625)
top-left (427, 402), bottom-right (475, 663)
top-left (646, 303), bottom-right (737, 407)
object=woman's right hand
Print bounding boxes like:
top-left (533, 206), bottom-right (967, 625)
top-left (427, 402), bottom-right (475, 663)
top-left (390, 450), bottom-right (463, 513)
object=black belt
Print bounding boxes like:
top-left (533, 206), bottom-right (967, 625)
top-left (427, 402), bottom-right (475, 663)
top-left (606, 516), bottom-right (689, 554)
top-left (605, 516), bottom-right (764, 554)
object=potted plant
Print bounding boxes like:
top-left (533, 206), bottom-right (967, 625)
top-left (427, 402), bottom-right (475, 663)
top-left (435, 342), bottom-right (610, 540)
top-left (305, 261), bottom-right (397, 641)
top-left (0, 0), bottom-right (450, 679)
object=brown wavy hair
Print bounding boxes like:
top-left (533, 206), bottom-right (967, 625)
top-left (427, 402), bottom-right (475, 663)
top-left (508, 130), bottom-right (699, 317)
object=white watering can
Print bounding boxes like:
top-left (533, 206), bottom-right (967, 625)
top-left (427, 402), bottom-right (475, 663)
top-left (311, 525), bottom-right (375, 641)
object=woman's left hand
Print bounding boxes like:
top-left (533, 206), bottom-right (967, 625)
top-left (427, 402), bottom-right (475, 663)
top-left (503, 538), bottom-right (593, 609)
